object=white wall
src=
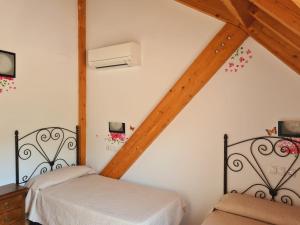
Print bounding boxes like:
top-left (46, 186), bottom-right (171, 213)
top-left (0, 0), bottom-right (77, 186)
top-left (87, 1), bottom-right (300, 224)
top-left (86, 0), bottom-right (223, 172)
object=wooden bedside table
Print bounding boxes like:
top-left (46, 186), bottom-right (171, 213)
top-left (0, 183), bottom-right (27, 225)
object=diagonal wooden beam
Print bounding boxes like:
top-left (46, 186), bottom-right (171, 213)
top-left (101, 24), bottom-right (248, 179)
top-left (249, 0), bottom-right (300, 37)
top-left (292, 0), bottom-right (300, 8)
top-left (220, 0), bottom-right (255, 27)
top-left (78, 0), bottom-right (86, 165)
top-left (281, 0), bottom-right (300, 11)
top-left (175, 0), bottom-right (240, 26)
top-left (251, 9), bottom-right (300, 52)
top-left (249, 20), bottom-right (300, 75)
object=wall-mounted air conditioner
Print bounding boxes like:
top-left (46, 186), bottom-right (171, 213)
top-left (87, 42), bottom-right (141, 69)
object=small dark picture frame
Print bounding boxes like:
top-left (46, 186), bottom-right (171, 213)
top-left (278, 121), bottom-right (300, 137)
top-left (109, 122), bottom-right (125, 134)
top-left (0, 50), bottom-right (16, 78)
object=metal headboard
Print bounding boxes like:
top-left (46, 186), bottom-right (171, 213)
top-left (224, 134), bottom-right (300, 206)
top-left (15, 126), bottom-right (80, 185)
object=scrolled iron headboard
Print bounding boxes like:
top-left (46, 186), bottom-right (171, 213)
top-left (15, 126), bottom-right (80, 185)
top-left (224, 134), bottom-right (300, 206)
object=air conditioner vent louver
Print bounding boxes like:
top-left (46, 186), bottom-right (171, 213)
top-left (96, 64), bottom-right (128, 69)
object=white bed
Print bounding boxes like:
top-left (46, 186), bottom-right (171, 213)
top-left (26, 166), bottom-right (185, 225)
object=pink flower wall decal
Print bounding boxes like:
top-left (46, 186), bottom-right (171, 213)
top-left (0, 76), bottom-right (16, 94)
top-left (278, 138), bottom-right (300, 155)
top-left (105, 132), bottom-right (127, 144)
top-left (225, 46), bottom-right (253, 73)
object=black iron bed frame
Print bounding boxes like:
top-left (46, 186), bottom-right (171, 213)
top-left (224, 134), bottom-right (300, 206)
top-left (15, 126), bottom-right (80, 185)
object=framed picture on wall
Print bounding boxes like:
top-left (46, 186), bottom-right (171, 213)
top-left (109, 122), bottom-right (125, 134)
top-left (278, 121), bottom-right (300, 137)
top-left (0, 50), bottom-right (16, 78)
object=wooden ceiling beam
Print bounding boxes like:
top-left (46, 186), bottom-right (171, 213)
top-left (249, 20), bottom-right (300, 75)
top-left (249, 0), bottom-right (300, 37)
top-left (292, 0), bottom-right (300, 8)
top-left (221, 0), bottom-right (255, 27)
top-left (251, 9), bottom-right (300, 52)
top-left (280, 0), bottom-right (300, 12)
top-left (100, 24), bottom-right (248, 179)
top-left (175, 0), bottom-right (240, 25)
top-left (78, 0), bottom-right (86, 165)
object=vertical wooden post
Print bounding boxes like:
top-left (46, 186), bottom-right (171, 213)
top-left (78, 0), bottom-right (86, 165)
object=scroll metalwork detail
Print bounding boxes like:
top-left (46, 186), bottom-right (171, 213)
top-left (255, 190), bottom-right (267, 199)
top-left (16, 127), bottom-right (78, 185)
top-left (281, 195), bottom-right (293, 205)
top-left (225, 135), bottom-right (300, 206)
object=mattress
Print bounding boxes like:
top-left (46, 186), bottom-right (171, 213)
top-left (201, 210), bottom-right (270, 225)
top-left (26, 167), bottom-right (185, 225)
top-left (201, 193), bottom-right (300, 225)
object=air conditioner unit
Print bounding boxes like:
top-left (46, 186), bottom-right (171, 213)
top-left (87, 42), bottom-right (141, 69)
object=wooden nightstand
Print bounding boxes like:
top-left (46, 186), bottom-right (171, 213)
top-left (0, 183), bottom-right (27, 225)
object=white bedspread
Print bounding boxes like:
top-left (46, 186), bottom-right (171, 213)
top-left (27, 174), bottom-right (185, 225)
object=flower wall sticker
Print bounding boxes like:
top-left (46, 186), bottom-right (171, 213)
top-left (0, 76), bottom-right (16, 94)
top-left (277, 138), bottom-right (300, 155)
top-left (105, 132), bottom-right (128, 144)
top-left (225, 46), bottom-right (253, 73)
top-left (102, 123), bottom-right (136, 145)
top-left (264, 124), bottom-right (300, 156)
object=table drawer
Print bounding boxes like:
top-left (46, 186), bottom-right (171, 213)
top-left (0, 207), bottom-right (24, 225)
top-left (0, 195), bottom-right (23, 213)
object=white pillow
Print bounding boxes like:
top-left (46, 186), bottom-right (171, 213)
top-left (26, 165), bottom-right (96, 191)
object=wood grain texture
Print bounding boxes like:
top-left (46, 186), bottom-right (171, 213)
top-left (292, 0), bottom-right (300, 8)
top-left (251, 9), bottom-right (300, 51)
top-left (0, 184), bottom-right (27, 225)
top-left (249, 20), bottom-right (300, 75)
top-left (249, 0), bottom-right (300, 36)
top-left (176, 0), bottom-right (239, 25)
top-left (100, 24), bottom-right (248, 179)
top-left (221, 0), bottom-right (255, 27)
top-left (78, 0), bottom-right (86, 165)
